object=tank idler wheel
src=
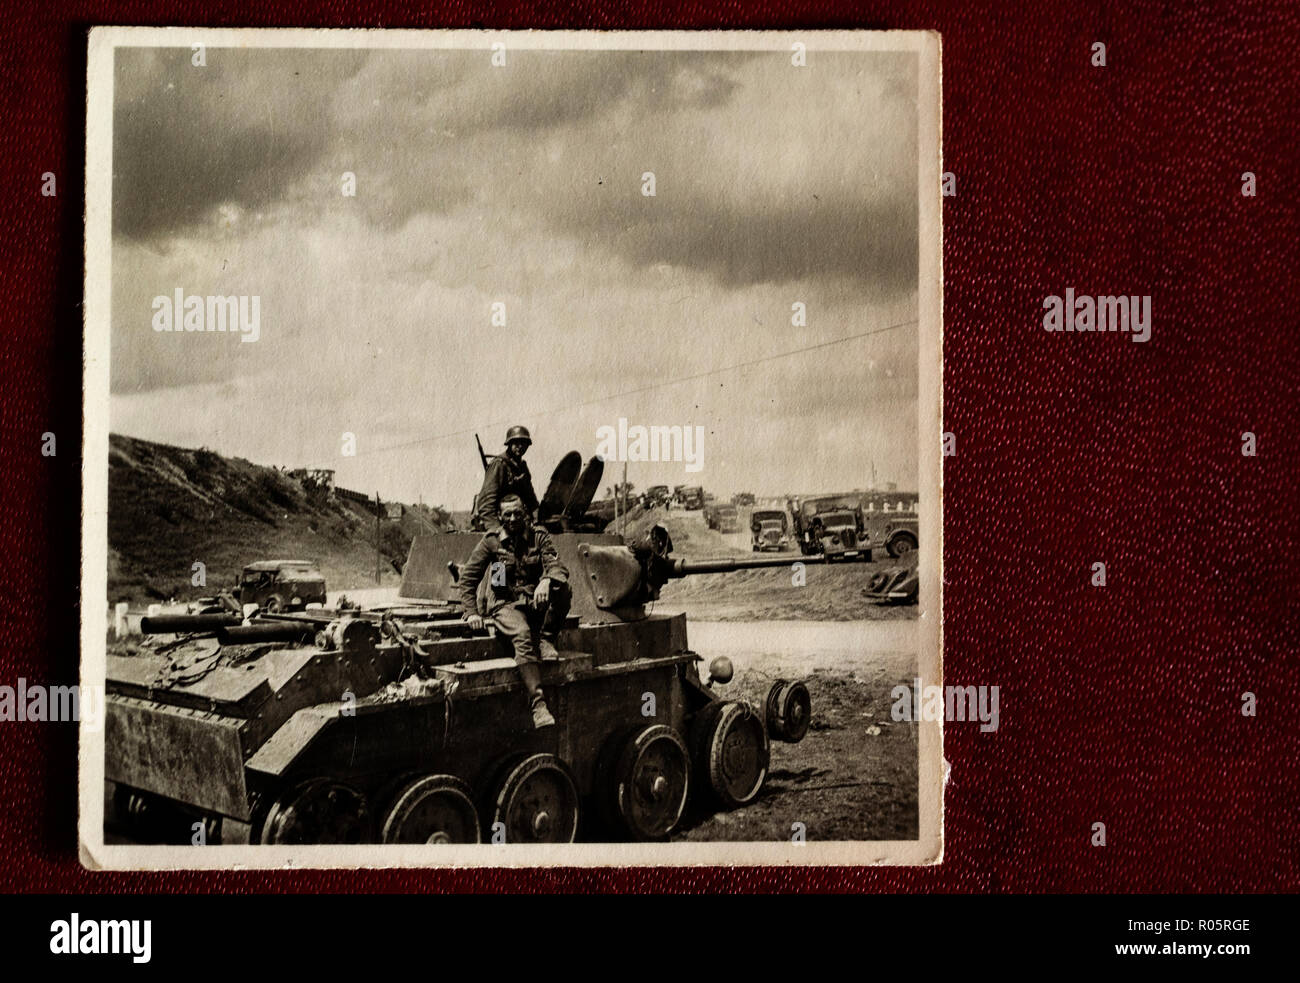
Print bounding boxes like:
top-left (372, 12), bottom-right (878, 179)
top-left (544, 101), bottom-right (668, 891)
top-left (381, 775), bottom-right (481, 844)
top-left (612, 725), bottom-right (691, 840)
top-left (765, 680), bottom-right (812, 744)
top-left (490, 753), bottom-right (580, 844)
top-left (691, 700), bottom-right (770, 808)
top-left (259, 779), bottom-right (371, 844)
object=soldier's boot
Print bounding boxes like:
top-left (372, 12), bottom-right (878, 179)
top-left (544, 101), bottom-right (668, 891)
top-left (519, 662), bottom-right (555, 729)
top-left (537, 633), bottom-right (560, 662)
top-left (530, 692), bottom-right (556, 729)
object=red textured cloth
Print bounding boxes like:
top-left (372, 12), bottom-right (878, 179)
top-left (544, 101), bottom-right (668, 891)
top-left (1, 1), bottom-right (1297, 893)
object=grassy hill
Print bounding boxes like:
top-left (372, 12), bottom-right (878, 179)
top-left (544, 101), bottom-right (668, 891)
top-left (107, 434), bottom-right (446, 603)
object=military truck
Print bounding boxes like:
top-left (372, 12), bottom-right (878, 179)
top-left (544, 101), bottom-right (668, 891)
top-left (234, 560), bottom-right (327, 612)
top-left (788, 495), bottom-right (869, 560)
top-left (751, 509), bottom-right (791, 552)
top-left (680, 486), bottom-right (704, 510)
top-left (706, 503), bottom-right (739, 533)
top-left (105, 523), bottom-right (817, 846)
top-left (642, 485), bottom-right (670, 509)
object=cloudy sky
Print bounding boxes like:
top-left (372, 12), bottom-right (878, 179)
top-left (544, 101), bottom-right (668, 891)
top-left (110, 43), bottom-right (919, 509)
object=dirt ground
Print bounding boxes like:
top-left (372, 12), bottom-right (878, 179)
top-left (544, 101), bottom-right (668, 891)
top-left (674, 667), bottom-right (918, 843)
top-left (666, 619), bottom-right (919, 843)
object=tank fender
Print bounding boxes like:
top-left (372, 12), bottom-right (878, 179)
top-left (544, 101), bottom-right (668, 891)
top-left (245, 705), bottom-right (341, 780)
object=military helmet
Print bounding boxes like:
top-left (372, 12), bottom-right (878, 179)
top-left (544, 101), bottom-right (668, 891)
top-left (505, 425), bottom-right (532, 447)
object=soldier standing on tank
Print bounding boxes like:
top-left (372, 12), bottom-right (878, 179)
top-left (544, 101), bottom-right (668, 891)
top-left (472, 425), bottom-right (540, 533)
top-left (459, 494), bottom-right (569, 729)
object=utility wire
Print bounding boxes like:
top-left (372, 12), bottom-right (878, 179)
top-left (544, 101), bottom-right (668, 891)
top-left (360, 318), bottom-right (919, 457)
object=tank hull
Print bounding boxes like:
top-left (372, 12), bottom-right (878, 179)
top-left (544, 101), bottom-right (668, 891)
top-left (105, 612), bottom-right (714, 842)
top-left (106, 530), bottom-right (806, 844)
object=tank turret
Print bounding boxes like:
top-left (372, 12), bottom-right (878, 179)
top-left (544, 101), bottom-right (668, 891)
top-left (576, 538), bottom-right (829, 613)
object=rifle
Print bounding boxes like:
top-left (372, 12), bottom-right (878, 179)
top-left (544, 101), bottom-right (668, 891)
top-left (475, 434), bottom-right (489, 471)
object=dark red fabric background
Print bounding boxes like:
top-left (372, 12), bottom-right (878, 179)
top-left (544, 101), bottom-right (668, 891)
top-left (1, 1), bottom-right (1296, 893)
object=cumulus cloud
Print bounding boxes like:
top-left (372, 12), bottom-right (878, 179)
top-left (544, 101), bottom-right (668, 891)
top-left (113, 47), bottom-right (368, 240)
top-left (108, 43), bottom-right (922, 500)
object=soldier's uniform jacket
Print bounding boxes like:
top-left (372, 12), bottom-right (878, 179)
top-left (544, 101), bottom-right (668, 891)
top-left (458, 524), bottom-right (568, 617)
top-left (473, 454), bottom-right (540, 531)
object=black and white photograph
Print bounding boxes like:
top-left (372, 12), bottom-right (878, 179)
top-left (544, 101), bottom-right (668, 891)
top-left (80, 27), bottom-right (943, 867)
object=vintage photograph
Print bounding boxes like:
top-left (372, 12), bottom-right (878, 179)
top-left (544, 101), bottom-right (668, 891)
top-left (80, 28), bottom-right (943, 867)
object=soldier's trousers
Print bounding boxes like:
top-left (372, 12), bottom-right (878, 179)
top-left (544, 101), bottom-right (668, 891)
top-left (491, 581), bottom-right (572, 669)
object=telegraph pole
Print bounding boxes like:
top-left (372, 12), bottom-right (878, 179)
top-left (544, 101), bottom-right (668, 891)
top-left (375, 492), bottom-right (382, 585)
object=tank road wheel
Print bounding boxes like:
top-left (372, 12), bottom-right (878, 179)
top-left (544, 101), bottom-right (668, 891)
top-left (490, 753), bottom-right (579, 844)
top-left (765, 680), bottom-right (812, 744)
top-left (692, 700), bottom-right (770, 808)
top-left (612, 725), bottom-right (691, 840)
top-left (259, 779), bottom-right (371, 844)
top-left (381, 775), bottom-right (481, 844)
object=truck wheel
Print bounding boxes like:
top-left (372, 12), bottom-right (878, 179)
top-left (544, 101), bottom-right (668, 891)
top-left (887, 533), bottom-right (917, 558)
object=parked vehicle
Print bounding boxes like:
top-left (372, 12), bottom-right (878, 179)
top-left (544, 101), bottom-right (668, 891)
top-left (788, 495), bottom-right (869, 560)
top-left (706, 504), bottom-right (739, 533)
top-left (642, 485), bottom-right (670, 509)
top-left (750, 509), bottom-right (790, 552)
top-left (235, 560), bottom-right (327, 612)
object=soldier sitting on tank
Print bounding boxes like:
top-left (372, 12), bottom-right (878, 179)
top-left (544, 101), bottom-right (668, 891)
top-left (472, 425), bottom-right (540, 533)
top-left (459, 494), bottom-right (569, 729)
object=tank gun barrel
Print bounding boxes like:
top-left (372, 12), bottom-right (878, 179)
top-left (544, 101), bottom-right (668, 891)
top-left (665, 554), bottom-right (826, 577)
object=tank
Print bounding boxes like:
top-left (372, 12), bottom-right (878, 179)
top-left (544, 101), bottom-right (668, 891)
top-left (103, 530), bottom-right (820, 845)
